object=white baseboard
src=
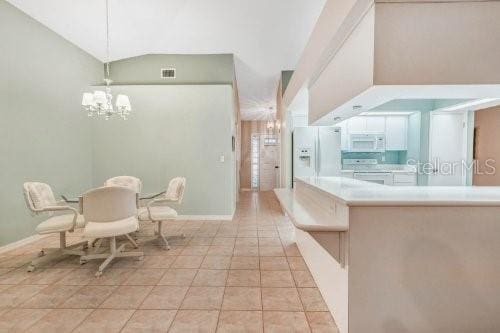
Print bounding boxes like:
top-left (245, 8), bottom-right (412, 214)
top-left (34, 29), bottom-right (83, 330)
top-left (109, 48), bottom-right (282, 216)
top-left (178, 214), bottom-right (234, 221)
top-left (0, 234), bottom-right (49, 255)
top-left (0, 213), bottom-right (235, 253)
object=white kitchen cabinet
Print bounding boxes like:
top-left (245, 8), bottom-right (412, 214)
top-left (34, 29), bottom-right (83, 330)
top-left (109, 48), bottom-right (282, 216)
top-left (337, 120), bottom-right (349, 150)
top-left (364, 116), bottom-right (386, 133)
top-left (347, 117), bottom-right (366, 133)
top-left (385, 116), bottom-right (408, 150)
top-left (392, 172), bottom-right (417, 186)
top-left (342, 115), bottom-right (408, 151)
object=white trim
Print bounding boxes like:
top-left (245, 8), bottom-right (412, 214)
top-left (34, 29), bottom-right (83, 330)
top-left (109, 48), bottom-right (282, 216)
top-left (428, 111), bottom-right (468, 186)
top-left (177, 215), bottom-right (234, 221)
top-left (0, 234), bottom-right (49, 255)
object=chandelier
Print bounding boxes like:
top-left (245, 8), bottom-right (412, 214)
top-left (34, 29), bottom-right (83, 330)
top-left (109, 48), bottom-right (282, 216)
top-left (81, 0), bottom-right (131, 120)
top-left (267, 119), bottom-right (280, 132)
top-left (266, 107), bottom-right (280, 134)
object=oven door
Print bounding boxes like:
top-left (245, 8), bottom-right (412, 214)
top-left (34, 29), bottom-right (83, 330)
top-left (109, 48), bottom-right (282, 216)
top-left (353, 172), bottom-right (393, 185)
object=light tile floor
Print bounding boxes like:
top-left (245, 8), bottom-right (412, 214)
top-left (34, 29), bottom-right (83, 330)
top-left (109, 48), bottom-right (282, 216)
top-left (0, 191), bottom-right (339, 332)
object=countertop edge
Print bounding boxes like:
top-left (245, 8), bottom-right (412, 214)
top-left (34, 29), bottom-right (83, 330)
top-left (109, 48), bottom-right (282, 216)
top-left (295, 177), bottom-right (500, 207)
top-left (274, 188), bottom-right (349, 232)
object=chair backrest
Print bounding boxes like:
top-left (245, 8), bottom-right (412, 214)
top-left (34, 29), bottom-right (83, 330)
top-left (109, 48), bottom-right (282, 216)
top-left (82, 186), bottom-right (137, 223)
top-left (104, 176), bottom-right (142, 194)
top-left (23, 182), bottom-right (57, 213)
top-left (165, 177), bottom-right (186, 204)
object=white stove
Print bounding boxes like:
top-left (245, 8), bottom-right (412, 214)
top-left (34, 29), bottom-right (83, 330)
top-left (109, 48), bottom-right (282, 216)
top-left (343, 159), bottom-right (393, 185)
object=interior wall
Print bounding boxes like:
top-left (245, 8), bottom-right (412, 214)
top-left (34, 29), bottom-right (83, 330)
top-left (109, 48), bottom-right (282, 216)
top-left (283, 0), bottom-right (356, 107)
top-left (240, 121), bottom-right (268, 189)
top-left (309, 6), bottom-right (375, 124)
top-left (108, 54), bottom-right (235, 85)
top-left (374, 1), bottom-right (500, 85)
top-left (473, 106), bottom-right (500, 186)
top-left (91, 85), bottom-right (236, 217)
top-left (277, 79), bottom-right (288, 189)
top-left (101, 53), bottom-right (238, 216)
top-left (233, 77), bottom-right (241, 202)
top-left (0, 0), bottom-right (102, 246)
top-left (0, 5), bottom-right (241, 246)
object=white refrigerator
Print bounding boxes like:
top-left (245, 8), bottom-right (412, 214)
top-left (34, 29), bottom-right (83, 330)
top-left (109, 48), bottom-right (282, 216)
top-left (292, 127), bottom-right (341, 183)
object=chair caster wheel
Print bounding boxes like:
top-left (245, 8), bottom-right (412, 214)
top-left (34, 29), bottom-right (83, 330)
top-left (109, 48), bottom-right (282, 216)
top-left (79, 259), bottom-right (88, 265)
top-left (38, 250), bottom-right (45, 257)
top-left (95, 271), bottom-right (103, 278)
top-left (27, 265), bottom-right (35, 272)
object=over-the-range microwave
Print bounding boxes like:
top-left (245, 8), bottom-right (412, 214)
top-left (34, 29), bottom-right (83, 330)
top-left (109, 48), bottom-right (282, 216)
top-left (349, 133), bottom-right (386, 152)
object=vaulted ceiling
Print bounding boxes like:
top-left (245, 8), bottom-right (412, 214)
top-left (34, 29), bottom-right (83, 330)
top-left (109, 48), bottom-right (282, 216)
top-left (7, 0), bottom-right (325, 120)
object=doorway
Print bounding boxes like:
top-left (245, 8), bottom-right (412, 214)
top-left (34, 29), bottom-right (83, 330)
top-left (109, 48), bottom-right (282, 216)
top-left (241, 121), bottom-right (280, 191)
top-left (259, 134), bottom-right (279, 191)
top-left (428, 111), bottom-right (468, 186)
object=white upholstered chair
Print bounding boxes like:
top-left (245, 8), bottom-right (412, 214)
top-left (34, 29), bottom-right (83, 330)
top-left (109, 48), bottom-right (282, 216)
top-left (23, 182), bottom-right (87, 272)
top-left (79, 186), bottom-right (143, 277)
top-left (138, 177), bottom-right (186, 249)
top-left (104, 176), bottom-right (142, 194)
top-left (104, 176), bottom-right (142, 247)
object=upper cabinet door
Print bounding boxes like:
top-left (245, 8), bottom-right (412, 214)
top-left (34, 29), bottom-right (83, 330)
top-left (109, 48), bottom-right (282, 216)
top-left (385, 116), bottom-right (408, 150)
top-left (337, 120), bottom-right (349, 151)
top-left (347, 117), bottom-right (367, 133)
top-left (364, 116), bottom-right (386, 133)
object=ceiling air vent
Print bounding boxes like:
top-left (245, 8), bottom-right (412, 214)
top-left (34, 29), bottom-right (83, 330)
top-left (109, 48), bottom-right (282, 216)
top-left (161, 68), bottom-right (176, 79)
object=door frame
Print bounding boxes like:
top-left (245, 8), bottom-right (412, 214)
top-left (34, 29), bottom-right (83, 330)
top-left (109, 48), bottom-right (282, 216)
top-left (259, 134), bottom-right (280, 191)
top-left (428, 111), bottom-right (468, 186)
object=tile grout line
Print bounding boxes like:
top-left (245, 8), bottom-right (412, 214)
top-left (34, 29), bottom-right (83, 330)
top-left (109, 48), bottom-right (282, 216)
top-left (0, 193), bottom-right (335, 331)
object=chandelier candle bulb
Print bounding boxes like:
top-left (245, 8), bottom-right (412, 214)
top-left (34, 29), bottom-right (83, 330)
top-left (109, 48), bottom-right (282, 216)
top-left (81, 93), bottom-right (94, 107)
top-left (116, 95), bottom-right (131, 110)
top-left (93, 91), bottom-right (107, 106)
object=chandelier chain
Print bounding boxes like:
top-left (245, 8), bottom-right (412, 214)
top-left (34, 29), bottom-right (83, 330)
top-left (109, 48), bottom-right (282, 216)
top-left (105, 0), bottom-right (110, 79)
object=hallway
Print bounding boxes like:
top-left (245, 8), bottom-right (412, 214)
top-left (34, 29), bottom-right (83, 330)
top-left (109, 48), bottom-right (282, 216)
top-left (0, 191), bottom-right (337, 332)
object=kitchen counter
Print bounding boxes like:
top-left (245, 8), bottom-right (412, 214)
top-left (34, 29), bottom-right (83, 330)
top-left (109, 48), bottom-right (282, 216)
top-left (297, 176), bottom-right (500, 206)
top-left (274, 188), bottom-right (348, 232)
top-left (275, 177), bottom-right (500, 333)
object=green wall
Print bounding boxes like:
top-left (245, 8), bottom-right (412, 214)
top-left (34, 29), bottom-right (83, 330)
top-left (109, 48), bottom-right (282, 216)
top-left (92, 54), bottom-right (238, 216)
top-left (0, 3), bottom-right (238, 246)
top-left (90, 85), bottom-right (236, 216)
top-left (108, 54), bottom-right (235, 85)
top-left (0, 1), bottom-right (102, 246)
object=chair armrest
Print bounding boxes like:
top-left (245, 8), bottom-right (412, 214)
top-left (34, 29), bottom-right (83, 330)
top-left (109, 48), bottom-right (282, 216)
top-left (147, 197), bottom-right (177, 206)
top-left (38, 206), bottom-right (79, 230)
top-left (61, 195), bottom-right (79, 204)
top-left (144, 196), bottom-right (176, 220)
top-left (140, 191), bottom-right (166, 200)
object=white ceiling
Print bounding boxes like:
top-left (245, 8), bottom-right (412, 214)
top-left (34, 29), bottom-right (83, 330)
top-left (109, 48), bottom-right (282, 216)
top-left (7, 0), bottom-right (326, 120)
